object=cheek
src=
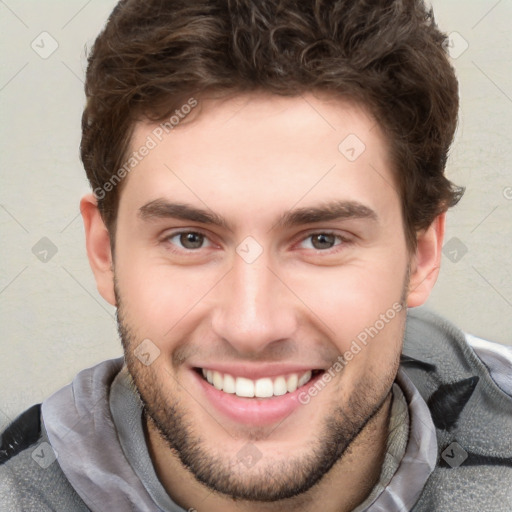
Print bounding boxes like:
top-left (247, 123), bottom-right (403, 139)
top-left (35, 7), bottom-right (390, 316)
top-left (115, 252), bottom-right (220, 338)
top-left (287, 257), bottom-right (407, 345)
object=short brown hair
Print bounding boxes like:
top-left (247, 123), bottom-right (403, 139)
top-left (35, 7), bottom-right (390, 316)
top-left (81, 0), bottom-right (463, 250)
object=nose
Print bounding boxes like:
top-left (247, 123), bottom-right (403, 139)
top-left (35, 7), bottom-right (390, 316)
top-left (211, 252), bottom-right (297, 355)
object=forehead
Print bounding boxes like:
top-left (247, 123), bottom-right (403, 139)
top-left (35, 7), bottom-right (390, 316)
top-left (119, 92), bottom-right (399, 227)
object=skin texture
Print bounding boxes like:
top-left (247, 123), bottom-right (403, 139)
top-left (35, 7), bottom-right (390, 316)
top-left (81, 92), bottom-right (444, 512)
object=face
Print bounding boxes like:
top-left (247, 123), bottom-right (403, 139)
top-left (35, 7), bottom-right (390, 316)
top-left (112, 93), bottom-right (410, 501)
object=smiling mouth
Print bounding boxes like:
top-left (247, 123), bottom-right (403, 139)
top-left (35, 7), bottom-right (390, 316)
top-left (195, 368), bottom-right (324, 398)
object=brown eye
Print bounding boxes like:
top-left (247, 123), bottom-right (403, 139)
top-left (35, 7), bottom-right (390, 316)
top-left (310, 233), bottom-right (337, 250)
top-left (167, 231), bottom-right (209, 250)
top-left (179, 232), bottom-right (204, 249)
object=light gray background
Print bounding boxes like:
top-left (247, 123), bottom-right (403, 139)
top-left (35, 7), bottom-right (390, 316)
top-left (1, 0), bottom-right (511, 430)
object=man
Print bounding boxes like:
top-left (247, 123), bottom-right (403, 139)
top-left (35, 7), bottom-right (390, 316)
top-left (1, 0), bottom-right (511, 510)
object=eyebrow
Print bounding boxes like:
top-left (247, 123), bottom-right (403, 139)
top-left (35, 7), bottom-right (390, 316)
top-left (137, 198), bottom-right (378, 230)
top-left (274, 200), bottom-right (378, 229)
top-left (138, 200), bottom-right (231, 229)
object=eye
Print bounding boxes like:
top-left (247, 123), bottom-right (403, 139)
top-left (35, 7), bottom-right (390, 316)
top-left (167, 231), bottom-right (211, 250)
top-left (299, 233), bottom-right (344, 250)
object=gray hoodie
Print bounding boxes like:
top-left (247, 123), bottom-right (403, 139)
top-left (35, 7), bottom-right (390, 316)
top-left (1, 308), bottom-right (511, 511)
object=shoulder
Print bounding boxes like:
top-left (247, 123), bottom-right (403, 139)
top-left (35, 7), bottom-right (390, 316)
top-left (465, 333), bottom-right (512, 396)
top-left (0, 403), bottom-right (41, 465)
top-left (403, 309), bottom-right (512, 511)
top-left (404, 307), bottom-right (512, 396)
top-left (0, 405), bottom-right (90, 511)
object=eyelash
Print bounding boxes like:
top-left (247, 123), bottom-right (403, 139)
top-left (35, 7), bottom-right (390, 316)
top-left (162, 229), bottom-right (352, 254)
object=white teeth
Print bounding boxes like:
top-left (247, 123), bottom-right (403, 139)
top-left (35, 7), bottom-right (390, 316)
top-left (212, 371), bottom-right (223, 390)
top-left (254, 378), bottom-right (273, 398)
top-left (200, 369), bottom-right (315, 398)
top-left (236, 377), bottom-right (255, 398)
top-left (298, 370), bottom-right (312, 388)
top-left (286, 373), bottom-right (298, 393)
top-left (273, 376), bottom-right (287, 396)
top-left (223, 373), bottom-right (236, 394)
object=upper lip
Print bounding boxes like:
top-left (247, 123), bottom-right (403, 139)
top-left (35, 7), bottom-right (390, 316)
top-left (191, 363), bottom-right (324, 380)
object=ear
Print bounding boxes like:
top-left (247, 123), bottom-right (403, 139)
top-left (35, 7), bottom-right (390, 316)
top-left (407, 213), bottom-right (445, 308)
top-left (80, 193), bottom-right (116, 307)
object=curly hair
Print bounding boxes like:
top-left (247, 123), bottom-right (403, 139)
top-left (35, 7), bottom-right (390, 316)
top-left (81, 0), bottom-right (464, 250)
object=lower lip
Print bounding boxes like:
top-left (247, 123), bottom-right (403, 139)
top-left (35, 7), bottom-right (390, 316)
top-left (193, 370), bottom-right (323, 426)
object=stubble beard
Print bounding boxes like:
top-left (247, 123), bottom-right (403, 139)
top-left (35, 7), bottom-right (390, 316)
top-left (114, 279), bottom-right (406, 503)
